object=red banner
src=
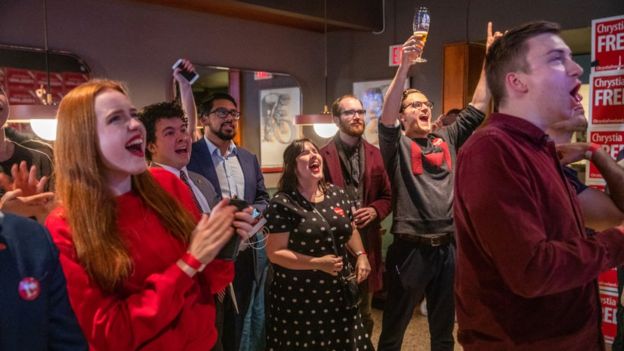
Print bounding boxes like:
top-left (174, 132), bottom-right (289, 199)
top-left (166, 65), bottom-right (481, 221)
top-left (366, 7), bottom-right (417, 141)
top-left (590, 70), bottom-right (624, 125)
top-left (592, 15), bottom-right (624, 72)
top-left (599, 268), bottom-right (619, 344)
top-left (587, 130), bottom-right (624, 181)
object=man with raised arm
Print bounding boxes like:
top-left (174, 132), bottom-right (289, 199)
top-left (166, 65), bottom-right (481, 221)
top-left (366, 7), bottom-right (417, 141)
top-left (377, 22), bottom-right (498, 351)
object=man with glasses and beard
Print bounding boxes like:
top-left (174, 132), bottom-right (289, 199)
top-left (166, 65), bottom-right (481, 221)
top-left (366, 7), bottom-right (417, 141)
top-left (376, 23), bottom-right (498, 351)
top-left (319, 94), bottom-right (392, 336)
top-left (188, 92), bottom-right (269, 351)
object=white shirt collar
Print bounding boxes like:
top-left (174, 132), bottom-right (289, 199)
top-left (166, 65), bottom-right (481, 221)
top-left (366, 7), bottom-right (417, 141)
top-left (204, 136), bottom-right (237, 158)
top-left (153, 162), bottom-right (188, 178)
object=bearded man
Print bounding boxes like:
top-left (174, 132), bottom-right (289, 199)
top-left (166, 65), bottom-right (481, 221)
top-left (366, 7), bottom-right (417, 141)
top-left (320, 94), bottom-right (392, 336)
top-left (188, 92), bottom-right (269, 351)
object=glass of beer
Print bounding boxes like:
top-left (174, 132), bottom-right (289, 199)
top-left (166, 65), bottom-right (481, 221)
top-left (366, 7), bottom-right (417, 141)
top-left (411, 6), bottom-right (430, 63)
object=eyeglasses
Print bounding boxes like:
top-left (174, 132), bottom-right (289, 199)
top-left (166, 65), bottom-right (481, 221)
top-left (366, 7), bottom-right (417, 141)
top-left (209, 108), bottom-right (241, 120)
top-left (403, 101), bottom-right (434, 110)
top-left (341, 109), bottom-right (367, 118)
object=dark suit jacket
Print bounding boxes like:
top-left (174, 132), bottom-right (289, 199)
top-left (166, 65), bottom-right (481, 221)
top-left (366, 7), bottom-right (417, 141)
top-left (149, 163), bottom-right (221, 212)
top-left (0, 213), bottom-right (87, 351)
top-left (188, 139), bottom-right (269, 211)
top-left (188, 170), bottom-right (220, 209)
top-left (321, 138), bottom-right (392, 292)
top-left (188, 139), bottom-right (269, 351)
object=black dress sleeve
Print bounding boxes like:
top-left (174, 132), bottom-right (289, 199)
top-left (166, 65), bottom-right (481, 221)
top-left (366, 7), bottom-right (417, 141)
top-left (264, 192), bottom-right (298, 234)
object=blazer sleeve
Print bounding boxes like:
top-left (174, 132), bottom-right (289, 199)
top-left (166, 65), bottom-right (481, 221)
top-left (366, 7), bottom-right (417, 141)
top-left (44, 227), bottom-right (89, 351)
top-left (252, 155), bottom-right (270, 212)
top-left (368, 160), bottom-right (392, 223)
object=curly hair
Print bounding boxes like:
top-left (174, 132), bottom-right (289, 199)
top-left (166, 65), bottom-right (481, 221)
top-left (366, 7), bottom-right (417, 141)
top-left (139, 101), bottom-right (187, 161)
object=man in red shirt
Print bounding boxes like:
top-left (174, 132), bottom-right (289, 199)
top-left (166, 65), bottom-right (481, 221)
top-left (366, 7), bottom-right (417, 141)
top-left (454, 21), bottom-right (624, 350)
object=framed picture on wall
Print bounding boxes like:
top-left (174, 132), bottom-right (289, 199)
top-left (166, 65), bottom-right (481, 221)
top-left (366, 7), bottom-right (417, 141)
top-left (259, 87), bottom-right (301, 172)
top-left (353, 79), bottom-right (409, 146)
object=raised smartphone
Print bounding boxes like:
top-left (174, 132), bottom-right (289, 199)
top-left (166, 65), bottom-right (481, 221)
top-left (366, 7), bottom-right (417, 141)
top-left (172, 59), bottom-right (199, 84)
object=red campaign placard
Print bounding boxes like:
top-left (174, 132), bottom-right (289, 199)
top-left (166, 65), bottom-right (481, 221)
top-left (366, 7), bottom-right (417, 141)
top-left (587, 130), bottom-right (624, 181)
top-left (590, 70), bottom-right (624, 124)
top-left (4, 68), bottom-right (36, 91)
top-left (592, 15), bottom-right (624, 72)
top-left (33, 71), bottom-right (64, 89)
top-left (6, 90), bottom-right (38, 104)
top-left (599, 268), bottom-right (619, 344)
top-left (62, 72), bottom-right (88, 91)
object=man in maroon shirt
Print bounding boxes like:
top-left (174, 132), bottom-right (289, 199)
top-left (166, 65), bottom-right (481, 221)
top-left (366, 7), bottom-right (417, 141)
top-left (454, 21), bottom-right (624, 350)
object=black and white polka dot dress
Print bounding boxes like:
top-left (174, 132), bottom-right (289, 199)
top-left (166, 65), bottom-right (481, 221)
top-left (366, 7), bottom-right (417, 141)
top-left (264, 185), bottom-right (372, 351)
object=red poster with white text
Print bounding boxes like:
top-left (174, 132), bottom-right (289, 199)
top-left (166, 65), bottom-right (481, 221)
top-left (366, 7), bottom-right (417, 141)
top-left (599, 268), bottom-right (619, 344)
top-left (586, 129), bottom-right (624, 182)
top-left (592, 15), bottom-right (624, 72)
top-left (590, 70), bottom-right (624, 124)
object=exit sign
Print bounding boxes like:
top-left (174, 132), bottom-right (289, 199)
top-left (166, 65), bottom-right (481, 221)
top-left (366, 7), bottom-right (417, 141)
top-left (254, 71), bottom-right (273, 80)
top-left (389, 44), bottom-right (402, 67)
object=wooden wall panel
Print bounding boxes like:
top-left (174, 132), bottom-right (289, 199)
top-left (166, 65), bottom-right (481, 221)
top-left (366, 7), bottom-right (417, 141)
top-left (442, 42), bottom-right (485, 114)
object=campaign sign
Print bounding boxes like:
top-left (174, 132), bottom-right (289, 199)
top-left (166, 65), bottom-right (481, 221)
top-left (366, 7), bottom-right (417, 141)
top-left (587, 129), bottom-right (624, 181)
top-left (592, 15), bottom-right (624, 72)
top-left (590, 70), bottom-right (624, 125)
top-left (599, 268), bottom-right (619, 344)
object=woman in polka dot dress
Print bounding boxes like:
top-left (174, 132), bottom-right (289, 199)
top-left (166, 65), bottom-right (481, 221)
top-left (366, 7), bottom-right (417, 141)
top-left (264, 139), bottom-right (373, 350)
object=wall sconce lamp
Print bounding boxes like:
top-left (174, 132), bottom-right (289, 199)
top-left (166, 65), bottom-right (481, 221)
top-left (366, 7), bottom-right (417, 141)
top-left (294, 109), bottom-right (337, 138)
top-left (5, 0), bottom-right (58, 142)
top-left (8, 105), bottom-right (58, 141)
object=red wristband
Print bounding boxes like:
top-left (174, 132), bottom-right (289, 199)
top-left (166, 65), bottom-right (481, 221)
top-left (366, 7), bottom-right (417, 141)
top-left (181, 252), bottom-right (203, 271)
top-left (584, 143), bottom-right (601, 160)
top-left (355, 251), bottom-right (367, 257)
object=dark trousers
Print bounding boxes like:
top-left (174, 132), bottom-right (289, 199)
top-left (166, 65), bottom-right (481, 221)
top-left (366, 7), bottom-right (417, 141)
top-left (378, 238), bottom-right (455, 351)
top-left (222, 249), bottom-right (255, 351)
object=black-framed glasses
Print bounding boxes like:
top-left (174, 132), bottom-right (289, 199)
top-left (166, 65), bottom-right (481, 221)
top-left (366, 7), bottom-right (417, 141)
top-left (403, 100), bottom-right (433, 110)
top-left (209, 108), bottom-right (241, 119)
top-left (341, 109), bottom-right (367, 118)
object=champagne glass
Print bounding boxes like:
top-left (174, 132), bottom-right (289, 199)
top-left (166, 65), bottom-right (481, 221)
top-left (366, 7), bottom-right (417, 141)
top-left (411, 6), bottom-right (430, 63)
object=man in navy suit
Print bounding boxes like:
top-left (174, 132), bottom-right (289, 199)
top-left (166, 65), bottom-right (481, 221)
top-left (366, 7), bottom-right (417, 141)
top-left (0, 211), bottom-right (87, 350)
top-left (188, 92), bottom-right (269, 351)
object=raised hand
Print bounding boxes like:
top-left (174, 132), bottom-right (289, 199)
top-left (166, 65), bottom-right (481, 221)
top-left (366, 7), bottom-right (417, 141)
top-left (0, 161), bottom-right (48, 197)
top-left (173, 59), bottom-right (196, 87)
top-left (486, 21), bottom-right (504, 53)
top-left (401, 35), bottom-right (425, 67)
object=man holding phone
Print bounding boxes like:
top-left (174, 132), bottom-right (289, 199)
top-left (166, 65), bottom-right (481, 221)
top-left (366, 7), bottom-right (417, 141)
top-left (188, 92), bottom-right (269, 351)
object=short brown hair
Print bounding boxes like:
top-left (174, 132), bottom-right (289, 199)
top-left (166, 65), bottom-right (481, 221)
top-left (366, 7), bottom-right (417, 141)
top-left (400, 88), bottom-right (425, 113)
top-left (331, 94), bottom-right (362, 117)
top-left (486, 21), bottom-right (561, 110)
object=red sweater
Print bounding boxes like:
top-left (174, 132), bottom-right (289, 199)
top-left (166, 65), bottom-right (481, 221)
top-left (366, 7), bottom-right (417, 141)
top-left (46, 169), bottom-right (233, 351)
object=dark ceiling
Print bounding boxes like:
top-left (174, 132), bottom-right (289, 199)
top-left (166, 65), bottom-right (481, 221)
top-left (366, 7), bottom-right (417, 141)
top-left (131, 0), bottom-right (383, 32)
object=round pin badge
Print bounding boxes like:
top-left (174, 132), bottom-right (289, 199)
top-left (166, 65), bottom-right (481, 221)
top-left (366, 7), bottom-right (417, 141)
top-left (18, 277), bottom-right (41, 301)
